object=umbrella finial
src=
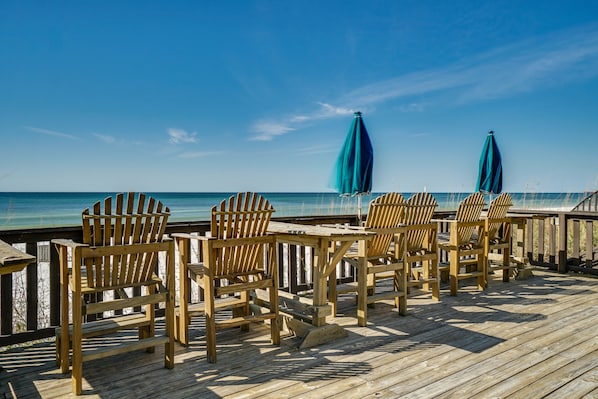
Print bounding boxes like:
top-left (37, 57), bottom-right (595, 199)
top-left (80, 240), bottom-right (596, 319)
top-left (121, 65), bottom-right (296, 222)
top-left (489, 130), bottom-right (494, 135)
top-left (354, 111), bottom-right (362, 117)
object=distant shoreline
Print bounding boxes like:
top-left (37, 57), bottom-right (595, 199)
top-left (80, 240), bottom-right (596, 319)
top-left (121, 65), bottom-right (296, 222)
top-left (0, 191), bottom-right (590, 231)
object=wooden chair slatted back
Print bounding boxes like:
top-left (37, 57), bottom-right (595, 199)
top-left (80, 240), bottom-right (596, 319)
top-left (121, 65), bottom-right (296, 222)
top-left (211, 192), bottom-right (274, 277)
top-left (81, 192), bottom-right (170, 290)
top-left (454, 192), bottom-right (486, 245)
top-left (486, 193), bottom-right (513, 240)
top-left (400, 192), bottom-right (438, 254)
top-left (364, 192), bottom-right (406, 257)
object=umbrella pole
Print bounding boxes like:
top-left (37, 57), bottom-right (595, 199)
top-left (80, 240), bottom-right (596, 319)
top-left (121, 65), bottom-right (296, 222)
top-left (357, 195), bottom-right (363, 225)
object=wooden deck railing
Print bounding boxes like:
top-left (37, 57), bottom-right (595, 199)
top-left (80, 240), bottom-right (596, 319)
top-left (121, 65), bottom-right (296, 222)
top-left (1, 210), bottom-right (596, 347)
top-left (512, 209), bottom-right (598, 273)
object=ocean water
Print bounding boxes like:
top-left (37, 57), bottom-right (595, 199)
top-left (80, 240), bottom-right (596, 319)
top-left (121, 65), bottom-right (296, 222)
top-left (0, 191), bottom-right (589, 230)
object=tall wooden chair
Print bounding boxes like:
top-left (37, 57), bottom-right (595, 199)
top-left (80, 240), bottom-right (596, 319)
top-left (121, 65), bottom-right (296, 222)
top-left (437, 192), bottom-right (486, 296)
top-left (173, 192), bottom-right (280, 362)
top-left (337, 192), bottom-right (407, 326)
top-left (484, 193), bottom-right (516, 283)
top-left (52, 193), bottom-right (175, 395)
top-left (396, 192), bottom-right (440, 300)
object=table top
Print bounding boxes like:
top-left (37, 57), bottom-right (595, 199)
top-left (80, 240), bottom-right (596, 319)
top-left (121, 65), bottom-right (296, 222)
top-left (268, 221), bottom-right (374, 239)
top-left (0, 240), bottom-right (36, 275)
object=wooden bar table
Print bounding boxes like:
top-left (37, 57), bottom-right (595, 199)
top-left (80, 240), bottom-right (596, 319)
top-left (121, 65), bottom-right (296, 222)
top-left (266, 221), bottom-right (373, 348)
top-left (1, 239), bottom-right (36, 336)
top-left (507, 213), bottom-right (534, 278)
top-left (0, 240), bottom-right (36, 276)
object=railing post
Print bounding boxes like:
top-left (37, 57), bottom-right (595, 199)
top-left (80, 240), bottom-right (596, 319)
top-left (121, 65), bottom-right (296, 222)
top-left (526, 217), bottom-right (534, 264)
top-left (558, 212), bottom-right (568, 273)
top-left (289, 244), bottom-right (298, 293)
top-left (50, 242), bottom-right (61, 327)
top-left (1, 273), bottom-right (13, 335)
top-left (572, 219), bottom-right (580, 259)
top-left (538, 218), bottom-right (545, 263)
top-left (26, 242), bottom-right (39, 332)
top-left (548, 218), bottom-right (556, 264)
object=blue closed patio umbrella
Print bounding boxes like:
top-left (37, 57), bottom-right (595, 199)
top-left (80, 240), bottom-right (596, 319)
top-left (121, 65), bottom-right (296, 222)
top-left (333, 111), bottom-right (374, 221)
top-left (476, 130), bottom-right (503, 197)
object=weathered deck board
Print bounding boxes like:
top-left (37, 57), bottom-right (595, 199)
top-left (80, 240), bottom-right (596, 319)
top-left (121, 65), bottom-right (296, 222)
top-left (286, 296), bottom-right (597, 399)
top-left (1, 269), bottom-right (598, 399)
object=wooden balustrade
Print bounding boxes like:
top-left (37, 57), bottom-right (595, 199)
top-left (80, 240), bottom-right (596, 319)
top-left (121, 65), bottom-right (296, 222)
top-left (1, 211), bottom-right (597, 347)
top-left (518, 209), bottom-right (598, 274)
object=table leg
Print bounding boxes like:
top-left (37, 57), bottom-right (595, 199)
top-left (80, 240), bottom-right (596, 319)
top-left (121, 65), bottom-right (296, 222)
top-left (311, 238), bottom-right (329, 327)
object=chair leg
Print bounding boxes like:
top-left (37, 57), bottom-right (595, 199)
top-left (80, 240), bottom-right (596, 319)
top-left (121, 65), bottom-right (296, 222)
top-left (59, 256), bottom-right (70, 373)
top-left (477, 254), bottom-right (486, 291)
top-left (205, 277), bottom-right (217, 363)
top-left (165, 284), bottom-right (175, 369)
top-left (421, 260), bottom-right (429, 292)
top-left (366, 272), bottom-right (375, 298)
top-left (269, 281), bottom-right (280, 345)
top-left (431, 259), bottom-right (440, 301)
top-left (237, 291), bottom-right (250, 332)
top-left (449, 250), bottom-right (459, 296)
top-left (327, 271), bottom-right (338, 316)
top-left (394, 269), bottom-right (407, 316)
top-left (357, 259), bottom-right (368, 327)
top-left (58, 327), bottom-right (70, 373)
top-left (177, 238), bottom-right (190, 346)
top-left (404, 262), bottom-right (412, 295)
top-left (71, 295), bottom-right (83, 395)
top-left (178, 308), bottom-right (189, 347)
top-left (174, 313), bottom-right (180, 344)
top-left (144, 285), bottom-right (156, 353)
top-left (502, 250), bottom-right (510, 282)
top-left (55, 333), bottom-right (61, 367)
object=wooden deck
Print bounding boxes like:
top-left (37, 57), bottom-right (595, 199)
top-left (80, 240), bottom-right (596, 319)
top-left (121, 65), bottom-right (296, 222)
top-left (2, 269), bottom-right (598, 398)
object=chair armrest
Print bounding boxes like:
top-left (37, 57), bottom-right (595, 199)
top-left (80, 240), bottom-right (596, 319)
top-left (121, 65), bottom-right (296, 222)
top-left (434, 219), bottom-right (484, 227)
top-left (320, 223), bottom-right (361, 231)
top-left (51, 239), bottom-right (88, 249)
top-left (431, 218), bottom-right (454, 223)
top-left (171, 233), bottom-right (211, 241)
top-left (484, 217), bottom-right (512, 224)
top-left (398, 223), bottom-right (437, 232)
top-left (460, 220), bottom-right (486, 228)
top-left (210, 235), bottom-right (276, 248)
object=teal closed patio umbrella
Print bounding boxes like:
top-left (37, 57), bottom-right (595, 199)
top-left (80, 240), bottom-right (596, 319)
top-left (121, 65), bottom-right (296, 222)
top-left (333, 111), bottom-right (374, 221)
top-left (476, 130), bottom-right (503, 197)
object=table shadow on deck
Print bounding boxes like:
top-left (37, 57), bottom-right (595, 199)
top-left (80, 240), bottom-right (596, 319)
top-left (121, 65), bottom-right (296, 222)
top-left (1, 270), bottom-right (597, 398)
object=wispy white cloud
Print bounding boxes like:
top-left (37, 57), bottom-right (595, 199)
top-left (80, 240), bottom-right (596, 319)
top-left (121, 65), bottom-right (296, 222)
top-left (168, 128), bottom-right (198, 144)
top-left (93, 133), bottom-right (116, 143)
top-left (251, 102), bottom-right (354, 141)
top-left (25, 126), bottom-right (79, 140)
top-left (289, 115), bottom-right (309, 123)
top-left (315, 102), bottom-right (354, 117)
top-left (250, 122), bottom-right (295, 141)
top-left (345, 24), bottom-right (598, 106)
top-left (253, 23), bottom-right (598, 139)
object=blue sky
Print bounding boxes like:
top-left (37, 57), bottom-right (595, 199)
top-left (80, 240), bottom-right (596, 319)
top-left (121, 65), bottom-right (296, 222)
top-left (1, 1), bottom-right (598, 193)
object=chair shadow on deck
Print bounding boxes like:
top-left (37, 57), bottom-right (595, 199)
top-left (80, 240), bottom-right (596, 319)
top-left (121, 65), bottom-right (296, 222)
top-left (168, 313), bottom-right (373, 388)
top-left (332, 272), bottom-right (559, 355)
top-left (0, 339), bottom-right (63, 399)
top-left (1, 271), bottom-right (593, 398)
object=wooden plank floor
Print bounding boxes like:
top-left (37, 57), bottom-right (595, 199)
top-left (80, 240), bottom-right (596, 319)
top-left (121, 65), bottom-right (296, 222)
top-left (1, 269), bottom-right (598, 398)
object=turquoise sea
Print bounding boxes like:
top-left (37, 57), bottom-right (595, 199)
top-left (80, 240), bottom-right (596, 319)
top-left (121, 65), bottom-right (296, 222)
top-left (0, 192), bottom-right (589, 230)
